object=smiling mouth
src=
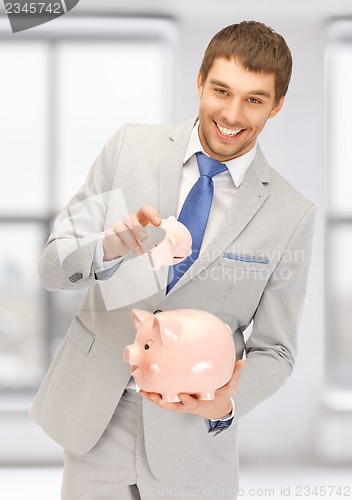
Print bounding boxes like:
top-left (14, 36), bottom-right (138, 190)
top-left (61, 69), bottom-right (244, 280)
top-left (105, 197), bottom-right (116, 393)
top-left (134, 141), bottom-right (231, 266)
top-left (216, 122), bottom-right (244, 137)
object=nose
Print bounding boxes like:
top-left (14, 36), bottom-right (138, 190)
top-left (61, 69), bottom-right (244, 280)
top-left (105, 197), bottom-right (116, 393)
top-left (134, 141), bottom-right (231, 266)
top-left (222, 97), bottom-right (244, 126)
top-left (123, 345), bottom-right (139, 364)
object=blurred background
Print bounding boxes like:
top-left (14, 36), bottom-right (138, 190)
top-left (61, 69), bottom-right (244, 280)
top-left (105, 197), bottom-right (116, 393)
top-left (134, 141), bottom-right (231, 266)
top-left (0, 0), bottom-right (352, 498)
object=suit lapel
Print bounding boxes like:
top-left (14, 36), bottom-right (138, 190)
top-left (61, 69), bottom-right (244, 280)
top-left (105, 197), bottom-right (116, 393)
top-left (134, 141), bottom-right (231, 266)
top-left (166, 145), bottom-right (270, 294)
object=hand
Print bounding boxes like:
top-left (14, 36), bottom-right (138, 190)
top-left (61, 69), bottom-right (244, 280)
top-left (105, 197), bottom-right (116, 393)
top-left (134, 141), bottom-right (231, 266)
top-left (139, 359), bottom-right (245, 420)
top-left (103, 204), bottom-right (161, 261)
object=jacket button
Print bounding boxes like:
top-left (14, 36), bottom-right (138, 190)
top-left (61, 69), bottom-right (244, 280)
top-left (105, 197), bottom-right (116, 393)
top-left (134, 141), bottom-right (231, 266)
top-left (153, 309), bottom-right (162, 314)
top-left (69, 272), bottom-right (83, 283)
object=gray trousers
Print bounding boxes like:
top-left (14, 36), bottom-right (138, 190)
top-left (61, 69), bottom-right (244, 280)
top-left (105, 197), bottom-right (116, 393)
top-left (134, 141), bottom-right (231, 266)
top-left (62, 389), bottom-right (237, 499)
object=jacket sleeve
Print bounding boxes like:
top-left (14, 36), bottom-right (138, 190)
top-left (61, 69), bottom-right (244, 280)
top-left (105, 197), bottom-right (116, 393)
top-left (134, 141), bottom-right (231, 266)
top-left (232, 203), bottom-right (316, 422)
top-left (39, 125), bottom-right (127, 292)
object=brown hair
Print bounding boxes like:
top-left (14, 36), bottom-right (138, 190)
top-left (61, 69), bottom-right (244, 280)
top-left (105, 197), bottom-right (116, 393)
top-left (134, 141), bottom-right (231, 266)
top-left (199, 21), bottom-right (292, 102)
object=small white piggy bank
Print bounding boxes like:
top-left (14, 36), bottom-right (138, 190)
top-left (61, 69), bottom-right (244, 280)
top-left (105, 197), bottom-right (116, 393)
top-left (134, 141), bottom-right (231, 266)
top-left (124, 309), bottom-right (235, 402)
top-left (146, 216), bottom-right (192, 270)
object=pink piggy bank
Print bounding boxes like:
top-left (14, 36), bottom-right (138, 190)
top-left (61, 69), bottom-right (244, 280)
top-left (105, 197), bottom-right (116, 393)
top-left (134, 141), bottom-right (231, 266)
top-left (124, 309), bottom-right (235, 402)
top-left (146, 216), bottom-right (192, 270)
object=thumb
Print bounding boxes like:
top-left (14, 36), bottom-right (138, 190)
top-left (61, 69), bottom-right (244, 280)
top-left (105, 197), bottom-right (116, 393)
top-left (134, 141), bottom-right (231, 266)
top-left (222, 359), bottom-right (245, 394)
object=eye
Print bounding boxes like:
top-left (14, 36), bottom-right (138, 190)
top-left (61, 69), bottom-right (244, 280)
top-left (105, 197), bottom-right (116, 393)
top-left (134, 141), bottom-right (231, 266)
top-left (247, 97), bottom-right (261, 104)
top-left (144, 339), bottom-right (154, 350)
top-left (215, 88), bottom-right (228, 96)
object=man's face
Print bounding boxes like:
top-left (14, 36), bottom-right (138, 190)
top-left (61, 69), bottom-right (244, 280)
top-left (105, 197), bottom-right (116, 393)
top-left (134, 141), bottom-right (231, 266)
top-left (197, 57), bottom-right (284, 161)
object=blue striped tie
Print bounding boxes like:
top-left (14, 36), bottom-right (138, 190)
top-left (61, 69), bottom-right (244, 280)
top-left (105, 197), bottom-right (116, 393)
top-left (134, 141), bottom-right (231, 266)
top-left (167, 152), bottom-right (227, 293)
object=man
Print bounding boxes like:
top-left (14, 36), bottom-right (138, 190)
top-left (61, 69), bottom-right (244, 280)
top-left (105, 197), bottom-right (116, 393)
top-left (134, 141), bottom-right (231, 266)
top-left (30, 21), bottom-right (315, 499)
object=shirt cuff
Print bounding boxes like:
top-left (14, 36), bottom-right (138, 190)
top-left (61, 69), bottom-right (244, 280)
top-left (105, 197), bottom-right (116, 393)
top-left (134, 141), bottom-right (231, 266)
top-left (208, 398), bottom-right (235, 435)
top-left (93, 235), bottom-right (125, 280)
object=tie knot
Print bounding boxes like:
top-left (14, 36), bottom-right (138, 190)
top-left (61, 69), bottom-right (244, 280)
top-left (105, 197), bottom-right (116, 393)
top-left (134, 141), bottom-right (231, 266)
top-left (196, 152), bottom-right (227, 179)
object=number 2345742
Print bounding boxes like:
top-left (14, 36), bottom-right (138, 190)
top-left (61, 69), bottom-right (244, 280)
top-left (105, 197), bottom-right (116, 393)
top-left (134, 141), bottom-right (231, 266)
top-left (5, 2), bottom-right (62, 14)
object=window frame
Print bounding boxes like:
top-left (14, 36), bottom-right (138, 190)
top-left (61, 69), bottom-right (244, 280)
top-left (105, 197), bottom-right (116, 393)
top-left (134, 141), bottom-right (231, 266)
top-left (324, 20), bottom-right (352, 401)
top-left (0, 16), bottom-right (176, 398)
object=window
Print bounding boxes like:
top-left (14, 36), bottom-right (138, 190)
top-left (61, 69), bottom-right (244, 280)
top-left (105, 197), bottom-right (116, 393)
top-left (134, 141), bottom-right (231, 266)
top-left (0, 17), bottom-right (175, 391)
top-left (325, 23), bottom-right (352, 392)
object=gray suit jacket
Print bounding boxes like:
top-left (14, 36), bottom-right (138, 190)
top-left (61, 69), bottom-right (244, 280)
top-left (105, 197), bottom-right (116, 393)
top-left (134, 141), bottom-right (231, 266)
top-left (30, 117), bottom-right (315, 486)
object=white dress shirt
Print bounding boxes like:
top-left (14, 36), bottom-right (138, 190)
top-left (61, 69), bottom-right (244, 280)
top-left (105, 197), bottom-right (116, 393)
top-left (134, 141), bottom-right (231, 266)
top-left (179, 122), bottom-right (257, 251)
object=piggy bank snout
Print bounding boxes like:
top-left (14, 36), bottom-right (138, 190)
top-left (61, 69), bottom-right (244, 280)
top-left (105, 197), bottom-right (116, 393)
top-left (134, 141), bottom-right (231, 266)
top-left (124, 344), bottom-right (139, 365)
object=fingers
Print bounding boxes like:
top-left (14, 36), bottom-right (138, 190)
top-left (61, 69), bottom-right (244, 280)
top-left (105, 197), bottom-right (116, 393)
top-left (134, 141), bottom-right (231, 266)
top-left (121, 213), bottom-right (147, 248)
top-left (135, 204), bottom-right (161, 227)
top-left (233, 359), bottom-right (245, 376)
top-left (139, 390), bottom-right (197, 413)
top-left (103, 205), bottom-right (161, 261)
top-left (103, 219), bottom-right (143, 260)
top-left (217, 359), bottom-right (245, 395)
top-left (139, 390), bottom-right (233, 420)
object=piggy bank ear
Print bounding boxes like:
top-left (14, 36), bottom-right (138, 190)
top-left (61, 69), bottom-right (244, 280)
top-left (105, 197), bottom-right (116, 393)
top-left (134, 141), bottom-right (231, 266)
top-left (168, 236), bottom-right (177, 250)
top-left (131, 309), bottom-right (153, 331)
top-left (153, 315), bottom-right (182, 346)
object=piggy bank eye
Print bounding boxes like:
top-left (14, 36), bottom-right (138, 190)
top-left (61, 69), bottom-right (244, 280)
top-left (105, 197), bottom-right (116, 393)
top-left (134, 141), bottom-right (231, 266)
top-left (144, 339), bottom-right (153, 350)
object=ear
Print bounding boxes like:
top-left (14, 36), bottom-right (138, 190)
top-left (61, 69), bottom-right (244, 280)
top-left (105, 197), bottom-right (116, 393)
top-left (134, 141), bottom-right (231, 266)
top-left (197, 71), bottom-right (204, 99)
top-left (268, 96), bottom-right (285, 119)
top-left (166, 216), bottom-right (176, 222)
top-left (168, 235), bottom-right (177, 249)
top-left (131, 309), bottom-right (153, 331)
top-left (153, 315), bottom-right (182, 346)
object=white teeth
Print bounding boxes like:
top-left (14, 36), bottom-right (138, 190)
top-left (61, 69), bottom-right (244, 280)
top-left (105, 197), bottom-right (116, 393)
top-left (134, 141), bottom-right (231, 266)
top-left (217, 123), bottom-right (242, 136)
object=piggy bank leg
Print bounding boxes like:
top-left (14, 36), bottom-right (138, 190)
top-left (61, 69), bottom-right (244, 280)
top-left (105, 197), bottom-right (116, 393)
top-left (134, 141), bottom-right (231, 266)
top-left (197, 391), bottom-right (215, 400)
top-left (162, 394), bottom-right (181, 403)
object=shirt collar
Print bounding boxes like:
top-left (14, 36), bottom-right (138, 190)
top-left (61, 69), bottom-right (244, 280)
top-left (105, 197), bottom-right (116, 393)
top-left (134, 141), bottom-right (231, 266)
top-left (184, 121), bottom-right (258, 188)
